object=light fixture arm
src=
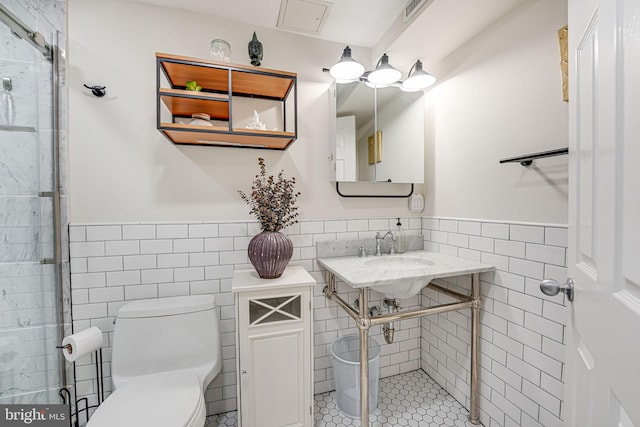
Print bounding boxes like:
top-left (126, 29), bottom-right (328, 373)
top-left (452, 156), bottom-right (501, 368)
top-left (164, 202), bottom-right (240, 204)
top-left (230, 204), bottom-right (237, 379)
top-left (325, 48), bottom-right (436, 90)
top-left (408, 60), bottom-right (422, 76)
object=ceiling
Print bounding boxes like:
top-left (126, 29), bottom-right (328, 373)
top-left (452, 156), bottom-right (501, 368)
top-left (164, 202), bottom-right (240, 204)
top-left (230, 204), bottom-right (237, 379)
top-left (129, 0), bottom-right (532, 69)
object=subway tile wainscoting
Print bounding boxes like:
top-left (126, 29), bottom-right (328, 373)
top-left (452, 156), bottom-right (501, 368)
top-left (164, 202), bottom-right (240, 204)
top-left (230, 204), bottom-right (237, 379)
top-left (67, 218), bottom-right (424, 417)
top-left (421, 218), bottom-right (568, 427)
top-left (67, 217), bottom-right (567, 426)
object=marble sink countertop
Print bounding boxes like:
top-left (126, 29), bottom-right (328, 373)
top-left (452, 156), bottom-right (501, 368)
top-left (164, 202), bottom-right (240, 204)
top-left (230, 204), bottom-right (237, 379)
top-left (317, 250), bottom-right (494, 298)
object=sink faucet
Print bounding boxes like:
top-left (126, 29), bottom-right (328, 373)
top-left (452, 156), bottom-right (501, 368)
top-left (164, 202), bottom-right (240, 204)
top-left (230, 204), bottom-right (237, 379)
top-left (375, 231), bottom-right (395, 256)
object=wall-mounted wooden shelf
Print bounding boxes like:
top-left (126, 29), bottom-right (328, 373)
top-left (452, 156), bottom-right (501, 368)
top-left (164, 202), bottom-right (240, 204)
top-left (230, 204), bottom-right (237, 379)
top-left (156, 52), bottom-right (297, 150)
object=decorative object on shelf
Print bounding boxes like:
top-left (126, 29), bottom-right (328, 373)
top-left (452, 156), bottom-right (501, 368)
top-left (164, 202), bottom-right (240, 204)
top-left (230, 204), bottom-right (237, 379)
top-left (246, 110), bottom-right (267, 130)
top-left (210, 38), bottom-right (231, 62)
top-left (83, 84), bottom-right (106, 97)
top-left (185, 80), bottom-right (202, 92)
top-left (326, 46), bottom-right (436, 90)
top-left (248, 32), bottom-right (263, 67)
top-left (0, 77), bottom-right (15, 126)
top-left (239, 157), bottom-right (300, 279)
top-left (189, 112), bottom-right (213, 126)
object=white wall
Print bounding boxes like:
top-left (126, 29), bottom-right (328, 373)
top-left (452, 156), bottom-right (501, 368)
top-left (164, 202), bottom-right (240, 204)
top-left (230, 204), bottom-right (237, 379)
top-left (67, 0), bottom-right (422, 224)
top-left (423, 0), bottom-right (568, 224)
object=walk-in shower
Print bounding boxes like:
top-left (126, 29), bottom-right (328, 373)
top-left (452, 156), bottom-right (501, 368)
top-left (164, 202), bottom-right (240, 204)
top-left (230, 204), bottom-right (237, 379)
top-left (0, 1), bottom-right (67, 405)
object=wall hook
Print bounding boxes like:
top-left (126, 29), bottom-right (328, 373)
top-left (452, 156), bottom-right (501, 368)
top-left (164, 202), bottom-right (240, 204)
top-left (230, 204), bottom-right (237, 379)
top-left (84, 84), bottom-right (106, 97)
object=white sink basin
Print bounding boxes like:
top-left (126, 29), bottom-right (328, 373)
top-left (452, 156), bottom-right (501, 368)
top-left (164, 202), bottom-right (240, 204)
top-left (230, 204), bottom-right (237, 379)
top-left (365, 256), bottom-right (434, 270)
top-left (317, 251), bottom-right (494, 300)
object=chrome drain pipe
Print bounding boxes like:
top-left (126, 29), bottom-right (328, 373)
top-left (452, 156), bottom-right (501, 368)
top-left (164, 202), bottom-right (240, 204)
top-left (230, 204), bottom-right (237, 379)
top-left (382, 298), bottom-right (399, 344)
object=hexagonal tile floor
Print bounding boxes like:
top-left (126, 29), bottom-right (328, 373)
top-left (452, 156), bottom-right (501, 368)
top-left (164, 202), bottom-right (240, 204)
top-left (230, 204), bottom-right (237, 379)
top-left (206, 370), bottom-right (474, 427)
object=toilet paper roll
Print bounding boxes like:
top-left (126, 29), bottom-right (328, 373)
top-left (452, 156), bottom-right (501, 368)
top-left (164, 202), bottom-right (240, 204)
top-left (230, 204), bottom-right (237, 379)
top-left (61, 327), bottom-right (104, 362)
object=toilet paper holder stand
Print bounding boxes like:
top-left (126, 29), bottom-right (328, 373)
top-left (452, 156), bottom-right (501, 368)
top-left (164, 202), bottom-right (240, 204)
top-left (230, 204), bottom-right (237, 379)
top-left (57, 346), bottom-right (105, 427)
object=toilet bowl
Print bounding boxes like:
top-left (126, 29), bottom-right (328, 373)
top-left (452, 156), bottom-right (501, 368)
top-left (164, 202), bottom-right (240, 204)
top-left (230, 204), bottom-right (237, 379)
top-left (86, 295), bottom-right (222, 427)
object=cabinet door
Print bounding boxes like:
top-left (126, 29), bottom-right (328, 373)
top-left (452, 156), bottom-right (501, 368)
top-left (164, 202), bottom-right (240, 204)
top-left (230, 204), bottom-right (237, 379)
top-left (239, 292), bottom-right (311, 427)
top-left (243, 328), bottom-right (305, 427)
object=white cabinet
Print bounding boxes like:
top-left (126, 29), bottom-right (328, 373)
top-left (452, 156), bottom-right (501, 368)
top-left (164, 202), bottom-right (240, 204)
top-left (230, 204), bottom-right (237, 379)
top-left (232, 266), bottom-right (315, 427)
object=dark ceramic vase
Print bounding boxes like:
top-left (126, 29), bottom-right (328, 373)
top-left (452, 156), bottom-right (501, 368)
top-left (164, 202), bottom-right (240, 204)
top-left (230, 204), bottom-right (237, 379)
top-left (247, 231), bottom-right (293, 279)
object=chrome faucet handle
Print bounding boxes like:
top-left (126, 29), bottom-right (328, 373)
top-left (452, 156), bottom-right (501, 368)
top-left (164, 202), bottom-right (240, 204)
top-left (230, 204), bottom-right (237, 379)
top-left (359, 246), bottom-right (368, 258)
top-left (375, 232), bottom-right (384, 256)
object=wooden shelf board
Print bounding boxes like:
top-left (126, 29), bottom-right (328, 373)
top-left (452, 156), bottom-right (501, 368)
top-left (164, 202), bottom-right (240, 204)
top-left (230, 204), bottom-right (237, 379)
top-left (159, 87), bottom-right (229, 101)
top-left (159, 122), bottom-right (294, 136)
top-left (157, 52), bottom-right (295, 100)
top-left (160, 93), bottom-right (229, 120)
top-left (159, 124), bottom-right (295, 150)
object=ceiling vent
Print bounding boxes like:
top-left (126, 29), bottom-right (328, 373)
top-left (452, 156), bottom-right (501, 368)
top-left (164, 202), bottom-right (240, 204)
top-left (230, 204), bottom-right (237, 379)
top-left (277, 0), bottom-right (332, 34)
top-left (404, 0), bottom-right (434, 23)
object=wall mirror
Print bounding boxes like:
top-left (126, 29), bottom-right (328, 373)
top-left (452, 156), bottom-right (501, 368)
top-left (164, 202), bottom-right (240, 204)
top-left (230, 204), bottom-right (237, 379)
top-left (332, 81), bottom-right (424, 184)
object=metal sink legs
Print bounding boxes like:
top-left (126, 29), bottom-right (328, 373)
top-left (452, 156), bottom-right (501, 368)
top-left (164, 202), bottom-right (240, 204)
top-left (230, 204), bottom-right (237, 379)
top-left (323, 273), bottom-right (481, 425)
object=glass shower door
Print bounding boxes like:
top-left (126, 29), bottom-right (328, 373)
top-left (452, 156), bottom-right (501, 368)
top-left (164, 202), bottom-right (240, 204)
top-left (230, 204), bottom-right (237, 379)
top-left (0, 5), bottom-right (64, 405)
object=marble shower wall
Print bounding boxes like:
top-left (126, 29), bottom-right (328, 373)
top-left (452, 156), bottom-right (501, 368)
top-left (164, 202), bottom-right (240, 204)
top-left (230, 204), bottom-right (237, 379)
top-left (0, 0), bottom-right (67, 405)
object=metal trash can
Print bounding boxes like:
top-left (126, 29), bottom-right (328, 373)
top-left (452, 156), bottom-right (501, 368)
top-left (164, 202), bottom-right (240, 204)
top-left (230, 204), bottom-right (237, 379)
top-left (331, 334), bottom-right (380, 417)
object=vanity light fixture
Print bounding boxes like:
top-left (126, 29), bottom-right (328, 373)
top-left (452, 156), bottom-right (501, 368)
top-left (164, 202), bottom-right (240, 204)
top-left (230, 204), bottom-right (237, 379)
top-left (367, 53), bottom-right (402, 85)
top-left (329, 46), bottom-right (365, 81)
top-left (325, 48), bottom-right (436, 90)
top-left (401, 60), bottom-right (436, 91)
top-left (363, 71), bottom-right (390, 88)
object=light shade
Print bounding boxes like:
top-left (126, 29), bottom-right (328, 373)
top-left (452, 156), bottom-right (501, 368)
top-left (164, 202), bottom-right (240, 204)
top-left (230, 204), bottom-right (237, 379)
top-left (329, 46), bottom-right (365, 81)
top-left (367, 54), bottom-right (402, 85)
top-left (363, 72), bottom-right (389, 88)
top-left (401, 60), bottom-right (436, 90)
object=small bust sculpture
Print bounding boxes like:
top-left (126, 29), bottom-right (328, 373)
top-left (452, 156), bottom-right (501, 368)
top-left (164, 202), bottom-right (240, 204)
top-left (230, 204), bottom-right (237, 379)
top-left (248, 32), bottom-right (263, 66)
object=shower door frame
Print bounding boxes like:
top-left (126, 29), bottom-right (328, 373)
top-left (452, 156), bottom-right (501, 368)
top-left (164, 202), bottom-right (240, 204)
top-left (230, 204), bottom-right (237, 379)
top-left (0, 2), bottom-right (68, 397)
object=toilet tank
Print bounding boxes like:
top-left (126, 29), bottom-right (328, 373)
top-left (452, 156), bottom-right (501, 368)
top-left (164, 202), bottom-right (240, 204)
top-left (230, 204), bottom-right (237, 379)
top-left (111, 295), bottom-right (221, 390)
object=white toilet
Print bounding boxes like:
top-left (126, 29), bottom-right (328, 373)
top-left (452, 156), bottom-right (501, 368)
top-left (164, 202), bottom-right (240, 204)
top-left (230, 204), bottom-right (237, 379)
top-left (87, 295), bottom-right (222, 427)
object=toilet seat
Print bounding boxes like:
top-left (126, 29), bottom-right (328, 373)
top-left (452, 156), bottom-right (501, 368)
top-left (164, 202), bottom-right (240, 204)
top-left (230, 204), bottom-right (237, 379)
top-left (87, 370), bottom-right (205, 427)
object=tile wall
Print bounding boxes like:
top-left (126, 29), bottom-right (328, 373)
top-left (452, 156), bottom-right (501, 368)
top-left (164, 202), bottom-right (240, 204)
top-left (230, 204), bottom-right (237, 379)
top-left (420, 218), bottom-right (568, 427)
top-left (67, 218), bottom-right (423, 416)
top-left (67, 217), bottom-right (568, 425)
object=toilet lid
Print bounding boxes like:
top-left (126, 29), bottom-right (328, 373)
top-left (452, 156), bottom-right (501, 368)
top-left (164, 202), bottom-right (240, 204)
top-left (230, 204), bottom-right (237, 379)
top-left (88, 371), bottom-right (203, 427)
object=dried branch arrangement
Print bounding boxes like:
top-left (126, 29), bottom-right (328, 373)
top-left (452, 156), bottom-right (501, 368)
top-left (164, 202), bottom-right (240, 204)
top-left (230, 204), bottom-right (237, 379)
top-left (239, 157), bottom-right (300, 232)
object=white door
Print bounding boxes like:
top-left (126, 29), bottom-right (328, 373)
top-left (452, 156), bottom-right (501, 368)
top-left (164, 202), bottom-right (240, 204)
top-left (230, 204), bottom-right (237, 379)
top-left (565, 0), bottom-right (640, 426)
